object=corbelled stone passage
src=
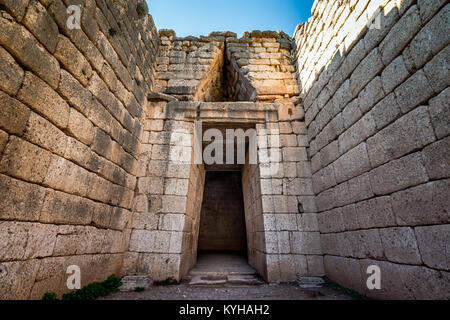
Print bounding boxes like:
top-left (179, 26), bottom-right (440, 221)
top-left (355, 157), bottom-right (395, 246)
top-left (198, 171), bottom-right (247, 253)
top-left (0, 0), bottom-right (448, 300)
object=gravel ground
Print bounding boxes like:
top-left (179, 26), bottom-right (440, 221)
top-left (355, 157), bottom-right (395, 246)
top-left (100, 282), bottom-right (357, 300)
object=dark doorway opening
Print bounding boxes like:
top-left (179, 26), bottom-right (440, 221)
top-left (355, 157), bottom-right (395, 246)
top-left (198, 171), bottom-right (247, 255)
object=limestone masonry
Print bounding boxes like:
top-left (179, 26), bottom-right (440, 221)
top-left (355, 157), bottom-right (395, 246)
top-left (0, 0), bottom-right (448, 299)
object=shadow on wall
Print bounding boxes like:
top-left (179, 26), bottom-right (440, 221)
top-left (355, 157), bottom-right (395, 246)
top-left (292, 0), bottom-right (449, 300)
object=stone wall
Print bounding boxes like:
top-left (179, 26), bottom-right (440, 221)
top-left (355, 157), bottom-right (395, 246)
top-left (0, 0), bottom-right (159, 299)
top-left (153, 30), bottom-right (300, 103)
top-left (294, 0), bottom-right (449, 299)
top-left (226, 31), bottom-right (299, 102)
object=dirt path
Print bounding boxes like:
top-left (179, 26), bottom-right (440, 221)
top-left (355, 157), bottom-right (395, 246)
top-left (101, 282), bottom-right (357, 300)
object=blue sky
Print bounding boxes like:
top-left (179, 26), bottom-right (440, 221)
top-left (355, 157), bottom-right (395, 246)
top-left (146, 0), bottom-right (315, 37)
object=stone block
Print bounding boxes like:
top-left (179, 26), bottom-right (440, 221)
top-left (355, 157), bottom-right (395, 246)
top-left (415, 224), bottom-right (450, 270)
top-left (40, 189), bottom-right (93, 225)
top-left (428, 87), bottom-right (449, 139)
top-left (418, 0), bottom-right (447, 23)
top-left (423, 45), bottom-right (450, 94)
top-left (58, 70), bottom-right (93, 114)
top-left (0, 259), bottom-right (40, 300)
top-left (54, 35), bottom-right (93, 86)
top-left (317, 208), bottom-right (345, 233)
top-left (350, 48), bottom-right (383, 97)
top-left (22, 1), bottom-right (59, 53)
top-left (67, 108), bottom-right (95, 146)
top-left (0, 136), bottom-right (52, 183)
top-left (0, 0), bottom-right (30, 20)
top-left (338, 111), bottom-right (376, 155)
top-left (394, 69), bottom-right (434, 113)
top-left (0, 46), bottom-right (24, 95)
top-left (357, 76), bottom-right (385, 114)
top-left (380, 227), bottom-right (422, 264)
top-left (291, 231), bottom-right (322, 255)
top-left (260, 178), bottom-right (283, 195)
top-left (356, 196), bottom-right (396, 229)
top-left (403, 5), bottom-right (450, 70)
top-left (0, 174), bottom-right (46, 222)
top-left (342, 98), bottom-right (362, 129)
top-left (422, 137), bottom-right (450, 179)
top-left (24, 112), bottom-right (67, 156)
top-left (17, 72), bottom-right (69, 129)
top-left (367, 106), bottom-right (436, 167)
top-left (43, 155), bottom-right (91, 197)
top-left (284, 178), bottom-right (314, 196)
top-left (0, 129), bottom-right (7, 154)
top-left (369, 152), bottom-right (429, 195)
top-left (379, 5), bottom-right (421, 65)
top-left (323, 256), bottom-right (365, 294)
top-left (0, 222), bottom-right (57, 260)
top-left (381, 55), bottom-right (410, 94)
top-left (306, 255), bottom-right (324, 276)
top-left (391, 179), bottom-right (450, 226)
top-left (282, 147), bottom-right (307, 162)
top-left (346, 229), bottom-right (384, 260)
top-left (371, 92), bottom-right (402, 130)
top-left (129, 229), bottom-right (155, 253)
top-left (341, 204), bottom-right (359, 231)
top-left (161, 195), bottom-right (187, 213)
top-left (0, 12), bottom-right (60, 89)
top-left (334, 142), bottom-right (371, 183)
top-left (0, 91), bottom-right (31, 136)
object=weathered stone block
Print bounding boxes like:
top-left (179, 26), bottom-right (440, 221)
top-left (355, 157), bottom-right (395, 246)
top-left (379, 5), bottom-right (421, 65)
top-left (0, 91), bottom-right (30, 136)
top-left (369, 152), bottom-right (429, 195)
top-left (380, 227), bottom-right (422, 264)
top-left (0, 12), bottom-right (60, 89)
top-left (423, 45), bottom-right (450, 94)
top-left (422, 136), bottom-right (450, 179)
top-left (317, 208), bottom-right (345, 233)
top-left (55, 35), bottom-right (93, 86)
top-left (0, 0), bottom-right (30, 20)
top-left (0, 46), bottom-right (24, 95)
top-left (24, 112), bottom-right (67, 156)
top-left (371, 92), bottom-right (402, 130)
top-left (403, 5), bottom-right (450, 70)
top-left (291, 231), bottom-right (322, 255)
top-left (40, 189), bottom-right (93, 225)
top-left (22, 1), bottom-right (59, 53)
top-left (350, 48), bottom-right (383, 97)
top-left (394, 69), bottom-right (434, 113)
top-left (391, 179), bottom-right (450, 226)
top-left (17, 72), bottom-right (69, 129)
top-left (0, 136), bottom-right (52, 183)
top-left (67, 108), bottom-right (95, 146)
top-left (0, 222), bottom-right (57, 260)
top-left (415, 224), bottom-right (450, 270)
top-left (357, 76), bottom-right (385, 114)
top-left (367, 106), bottom-right (436, 167)
top-left (381, 55), bottom-right (410, 94)
top-left (283, 178), bottom-right (313, 196)
top-left (43, 155), bottom-right (91, 197)
top-left (334, 142), bottom-right (371, 183)
top-left (428, 87), bottom-right (449, 139)
top-left (356, 196), bottom-right (396, 229)
top-left (338, 112), bottom-right (376, 155)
